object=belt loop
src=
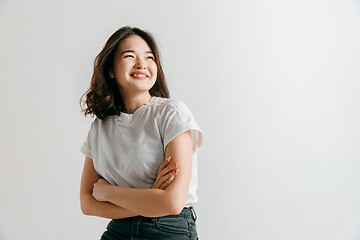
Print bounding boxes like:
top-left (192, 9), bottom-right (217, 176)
top-left (189, 206), bottom-right (197, 222)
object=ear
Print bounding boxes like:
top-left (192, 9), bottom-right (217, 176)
top-left (109, 70), bottom-right (115, 79)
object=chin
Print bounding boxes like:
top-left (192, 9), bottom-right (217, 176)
top-left (139, 82), bottom-right (156, 90)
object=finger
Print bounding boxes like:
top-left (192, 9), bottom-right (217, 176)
top-left (159, 169), bottom-right (180, 189)
top-left (152, 179), bottom-right (159, 189)
top-left (160, 162), bottom-right (179, 177)
top-left (160, 175), bottom-right (175, 190)
top-left (158, 156), bottom-right (172, 173)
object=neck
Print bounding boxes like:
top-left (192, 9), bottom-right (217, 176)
top-left (121, 92), bottom-right (152, 114)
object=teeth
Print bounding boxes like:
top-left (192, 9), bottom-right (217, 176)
top-left (133, 74), bottom-right (146, 77)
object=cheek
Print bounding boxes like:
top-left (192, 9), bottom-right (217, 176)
top-left (151, 64), bottom-right (158, 79)
top-left (114, 61), bottom-right (129, 75)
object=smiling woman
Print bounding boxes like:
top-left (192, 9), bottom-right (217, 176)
top-left (79, 26), bottom-right (203, 240)
top-left (80, 26), bottom-right (169, 120)
top-left (109, 35), bottom-right (158, 109)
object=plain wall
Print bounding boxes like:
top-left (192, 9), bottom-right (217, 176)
top-left (0, 0), bottom-right (359, 239)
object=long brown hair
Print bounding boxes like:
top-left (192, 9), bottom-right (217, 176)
top-left (80, 26), bottom-right (170, 120)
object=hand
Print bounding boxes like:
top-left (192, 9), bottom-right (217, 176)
top-left (92, 178), bottom-right (111, 202)
top-left (152, 156), bottom-right (180, 190)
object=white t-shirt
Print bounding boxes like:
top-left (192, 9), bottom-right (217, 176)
top-left (80, 96), bottom-right (204, 207)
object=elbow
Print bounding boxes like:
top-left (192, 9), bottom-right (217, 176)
top-left (171, 203), bottom-right (185, 215)
top-left (80, 195), bottom-right (91, 216)
top-left (80, 203), bottom-right (89, 215)
top-left (167, 195), bottom-right (186, 215)
top-left (151, 191), bottom-right (184, 216)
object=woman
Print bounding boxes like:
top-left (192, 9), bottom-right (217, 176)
top-left (79, 26), bottom-right (203, 240)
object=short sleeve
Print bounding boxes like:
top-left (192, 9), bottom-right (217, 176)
top-left (80, 121), bottom-right (94, 159)
top-left (162, 102), bottom-right (204, 152)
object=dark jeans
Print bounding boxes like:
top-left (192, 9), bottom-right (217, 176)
top-left (100, 206), bottom-right (198, 240)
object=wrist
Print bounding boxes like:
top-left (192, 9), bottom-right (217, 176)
top-left (104, 184), bottom-right (114, 202)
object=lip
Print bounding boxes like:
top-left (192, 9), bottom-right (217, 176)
top-left (130, 71), bottom-right (149, 78)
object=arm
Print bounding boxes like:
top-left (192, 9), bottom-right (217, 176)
top-left (80, 156), bottom-right (138, 219)
top-left (80, 156), bottom-right (179, 219)
top-left (81, 194), bottom-right (138, 219)
top-left (100, 131), bottom-right (193, 217)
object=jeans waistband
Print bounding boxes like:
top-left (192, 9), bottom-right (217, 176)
top-left (156, 206), bottom-right (197, 222)
top-left (114, 207), bottom-right (197, 222)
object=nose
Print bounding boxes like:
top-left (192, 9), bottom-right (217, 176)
top-left (135, 58), bottom-right (146, 69)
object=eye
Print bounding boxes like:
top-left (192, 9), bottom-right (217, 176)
top-left (124, 55), bottom-right (134, 58)
top-left (147, 56), bottom-right (155, 60)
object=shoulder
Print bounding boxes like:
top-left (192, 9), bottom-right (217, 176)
top-left (91, 117), bottom-right (100, 127)
top-left (153, 97), bottom-right (188, 112)
top-left (154, 97), bottom-right (196, 125)
top-left (88, 117), bottom-right (102, 131)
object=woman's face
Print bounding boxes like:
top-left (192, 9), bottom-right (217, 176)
top-left (110, 35), bottom-right (158, 95)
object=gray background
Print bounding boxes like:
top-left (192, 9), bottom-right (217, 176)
top-left (1, 0), bottom-right (359, 239)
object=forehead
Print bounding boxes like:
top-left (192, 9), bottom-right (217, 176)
top-left (118, 35), bottom-right (152, 52)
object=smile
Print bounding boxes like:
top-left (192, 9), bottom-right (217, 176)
top-left (130, 74), bottom-right (148, 80)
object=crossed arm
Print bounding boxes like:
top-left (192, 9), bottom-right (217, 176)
top-left (79, 131), bottom-right (193, 219)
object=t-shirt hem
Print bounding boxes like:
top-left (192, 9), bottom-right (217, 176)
top-left (163, 125), bottom-right (203, 152)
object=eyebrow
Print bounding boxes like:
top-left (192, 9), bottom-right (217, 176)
top-left (120, 50), bottom-right (154, 55)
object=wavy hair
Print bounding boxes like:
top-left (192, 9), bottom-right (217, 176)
top-left (80, 26), bottom-right (170, 120)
